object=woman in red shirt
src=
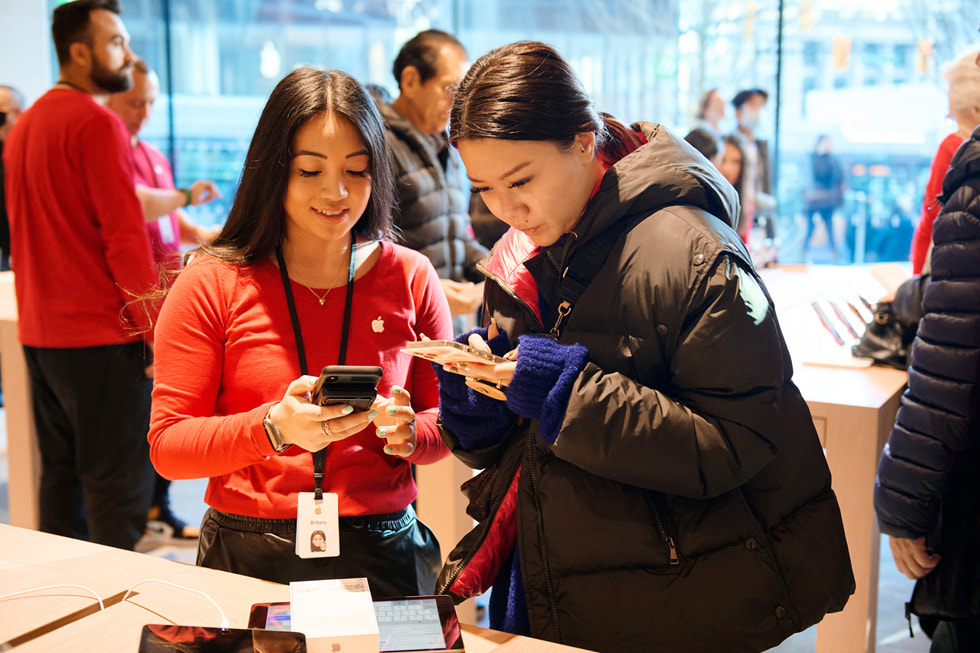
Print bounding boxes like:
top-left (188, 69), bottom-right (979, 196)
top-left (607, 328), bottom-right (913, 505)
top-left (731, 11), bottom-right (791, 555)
top-left (148, 67), bottom-right (453, 597)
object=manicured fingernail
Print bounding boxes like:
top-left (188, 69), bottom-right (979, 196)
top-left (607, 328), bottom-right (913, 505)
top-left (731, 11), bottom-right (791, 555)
top-left (387, 406), bottom-right (397, 416)
top-left (368, 409), bottom-right (378, 419)
top-left (342, 405), bottom-right (354, 415)
top-left (378, 428), bottom-right (388, 437)
top-left (384, 445), bottom-right (393, 453)
top-left (392, 386), bottom-right (402, 394)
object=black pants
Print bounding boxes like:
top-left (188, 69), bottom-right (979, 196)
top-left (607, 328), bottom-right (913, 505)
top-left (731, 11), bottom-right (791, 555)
top-left (805, 207), bottom-right (837, 252)
top-left (23, 344), bottom-right (154, 550)
top-left (197, 505), bottom-right (441, 598)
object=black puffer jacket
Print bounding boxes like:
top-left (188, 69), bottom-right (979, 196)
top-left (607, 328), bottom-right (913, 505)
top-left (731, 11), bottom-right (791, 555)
top-left (379, 102), bottom-right (486, 282)
top-left (874, 125), bottom-right (980, 620)
top-left (440, 123), bottom-right (854, 652)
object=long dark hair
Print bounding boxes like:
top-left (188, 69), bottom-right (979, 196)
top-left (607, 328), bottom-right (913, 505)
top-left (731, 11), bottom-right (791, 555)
top-left (200, 67), bottom-right (395, 265)
top-left (449, 41), bottom-right (643, 165)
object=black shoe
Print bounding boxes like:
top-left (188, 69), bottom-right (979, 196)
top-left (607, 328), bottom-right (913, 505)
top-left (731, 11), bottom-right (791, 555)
top-left (147, 503), bottom-right (199, 539)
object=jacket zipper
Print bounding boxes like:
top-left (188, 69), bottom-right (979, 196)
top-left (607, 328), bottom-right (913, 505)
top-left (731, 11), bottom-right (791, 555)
top-left (646, 492), bottom-right (680, 566)
top-left (477, 262), bottom-right (545, 331)
top-left (526, 424), bottom-right (562, 639)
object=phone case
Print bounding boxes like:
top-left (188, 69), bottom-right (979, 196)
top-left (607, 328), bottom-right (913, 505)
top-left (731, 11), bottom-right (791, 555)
top-left (401, 340), bottom-right (506, 367)
top-left (312, 365), bottom-right (382, 410)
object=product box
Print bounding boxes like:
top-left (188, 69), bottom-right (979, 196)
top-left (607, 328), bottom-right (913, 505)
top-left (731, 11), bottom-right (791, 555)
top-left (289, 577), bottom-right (379, 653)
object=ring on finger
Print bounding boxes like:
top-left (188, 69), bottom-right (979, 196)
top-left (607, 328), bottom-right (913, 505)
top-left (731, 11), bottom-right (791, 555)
top-left (322, 421), bottom-right (333, 437)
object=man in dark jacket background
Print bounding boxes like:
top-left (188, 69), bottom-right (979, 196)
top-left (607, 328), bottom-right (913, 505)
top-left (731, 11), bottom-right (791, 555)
top-left (379, 30), bottom-right (487, 328)
top-left (874, 47), bottom-right (980, 652)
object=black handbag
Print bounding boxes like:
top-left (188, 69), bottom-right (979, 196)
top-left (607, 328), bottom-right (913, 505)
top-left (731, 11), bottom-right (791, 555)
top-left (851, 301), bottom-right (918, 370)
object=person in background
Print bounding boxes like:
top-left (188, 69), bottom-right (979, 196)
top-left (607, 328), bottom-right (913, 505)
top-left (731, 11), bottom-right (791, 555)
top-left (0, 85), bottom-right (24, 272)
top-left (105, 57), bottom-right (221, 540)
top-left (731, 88), bottom-right (777, 251)
top-left (908, 47), bottom-right (980, 275)
top-left (2, 0), bottom-right (158, 550)
top-left (802, 134), bottom-right (845, 261)
top-left (694, 87), bottom-right (726, 156)
top-left (378, 29), bottom-right (487, 330)
top-left (683, 126), bottom-right (722, 167)
top-left (718, 133), bottom-right (745, 191)
top-left (148, 67), bottom-right (453, 597)
top-left (433, 41), bottom-right (854, 652)
top-left (874, 42), bottom-right (980, 653)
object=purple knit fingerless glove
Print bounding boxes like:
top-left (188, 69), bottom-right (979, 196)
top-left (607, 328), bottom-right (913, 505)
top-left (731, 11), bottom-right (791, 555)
top-left (433, 327), bottom-right (516, 450)
top-left (506, 334), bottom-right (589, 444)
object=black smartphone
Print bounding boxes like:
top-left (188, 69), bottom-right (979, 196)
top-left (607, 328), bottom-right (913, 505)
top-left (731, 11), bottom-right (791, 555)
top-left (311, 365), bottom-right (382, 411)
top-left (138, 624), bottom-right (306, 652)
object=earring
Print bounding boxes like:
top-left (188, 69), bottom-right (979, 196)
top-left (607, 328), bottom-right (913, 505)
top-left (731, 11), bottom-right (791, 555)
top-left (581, 147), bottom-right (586, 154)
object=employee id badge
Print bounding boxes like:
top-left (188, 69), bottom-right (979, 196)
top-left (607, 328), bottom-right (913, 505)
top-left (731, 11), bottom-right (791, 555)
top-left (296, 492), bottom-right (340, 558)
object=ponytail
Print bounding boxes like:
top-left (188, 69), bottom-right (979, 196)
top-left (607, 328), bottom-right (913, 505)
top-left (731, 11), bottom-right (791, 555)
top-left (596, 113), bottom-right (644, 167)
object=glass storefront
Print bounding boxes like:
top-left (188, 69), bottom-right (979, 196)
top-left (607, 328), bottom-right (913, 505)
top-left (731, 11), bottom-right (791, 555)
top-left (47, 0), bottom-right (980, 264)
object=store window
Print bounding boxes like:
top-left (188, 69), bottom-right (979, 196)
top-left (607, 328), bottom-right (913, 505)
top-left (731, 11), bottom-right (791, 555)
top-left (44, 0), bottom-right (979, 264)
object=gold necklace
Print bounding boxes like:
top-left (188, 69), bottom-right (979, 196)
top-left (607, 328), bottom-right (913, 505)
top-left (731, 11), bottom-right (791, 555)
top-left (293, 246), bottom-right (351, 306)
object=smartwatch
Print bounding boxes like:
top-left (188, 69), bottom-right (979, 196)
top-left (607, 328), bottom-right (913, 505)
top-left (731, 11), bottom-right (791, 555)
top-left (263, 408), bottom-right (290, 453)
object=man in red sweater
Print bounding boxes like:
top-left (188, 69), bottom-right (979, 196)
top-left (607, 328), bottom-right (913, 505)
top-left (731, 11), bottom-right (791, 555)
top-left (2, 0), bottom-right (158, 550)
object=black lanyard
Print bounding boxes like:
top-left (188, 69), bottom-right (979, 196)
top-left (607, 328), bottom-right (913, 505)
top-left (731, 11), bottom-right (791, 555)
top-left (275, 231), bottom-right (356, 500)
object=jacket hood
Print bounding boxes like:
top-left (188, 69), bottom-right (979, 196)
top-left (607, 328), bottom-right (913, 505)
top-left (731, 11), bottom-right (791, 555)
top-left (940, 124), bottom-right (980, 202)
top-left (572, 122), bottom-right (740, 244)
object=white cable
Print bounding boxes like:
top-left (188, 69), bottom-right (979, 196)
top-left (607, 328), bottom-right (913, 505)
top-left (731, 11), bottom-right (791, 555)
top-left (0, 584), bottom-right (105, 611)
top-left (122, 579), bottom-right (230, 629)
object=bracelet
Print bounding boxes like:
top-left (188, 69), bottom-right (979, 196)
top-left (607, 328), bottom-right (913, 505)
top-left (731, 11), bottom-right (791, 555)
top-left (179, 188), bottom-right (192, 207)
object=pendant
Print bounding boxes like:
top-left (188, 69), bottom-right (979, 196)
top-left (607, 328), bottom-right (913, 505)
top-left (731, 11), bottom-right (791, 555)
top-left (318, 297), bottom-right (326, 306)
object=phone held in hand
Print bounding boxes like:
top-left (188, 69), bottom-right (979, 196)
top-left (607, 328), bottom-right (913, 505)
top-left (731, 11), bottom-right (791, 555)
top-left (311, 365), bottom-right (383, 411)
top-left (401, 340), bottom-right (506, 372)
top-left (401, 340), bottom-right (509, 400)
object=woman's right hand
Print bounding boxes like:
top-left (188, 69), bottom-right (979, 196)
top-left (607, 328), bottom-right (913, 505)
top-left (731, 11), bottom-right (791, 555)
top-left (267, 376), bottom-right (379, 452)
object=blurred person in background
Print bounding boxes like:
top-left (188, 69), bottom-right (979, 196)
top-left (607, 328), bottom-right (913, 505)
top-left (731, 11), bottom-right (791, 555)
top-left (694, 88), bottom-right (726, 158)
top-left (718, 133), bottom-right (745, 193)
top-left (0, 85), bottom-right (24, 272)
top-left (105, 57), bottom-right (221, 540)
top-left (684, 127), bottom-right (722, 167)
top-left (378, 29), bottom-right (487, 331)
top-left (731, 88), bottom-right (777, 256)
top-left (908, 47), bottom-right (980, 275)
top-left (802, 134), bottom-right (845, 262)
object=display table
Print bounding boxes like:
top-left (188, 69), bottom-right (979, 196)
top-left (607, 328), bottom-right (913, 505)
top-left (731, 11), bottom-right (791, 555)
top-left (0, 524), bottom-right (593, 652)
top-left (0, 271), bottom-right (38, 530)
top-left (1, 265), bottom-right (909, 652)
top-left (760, 265), bottom-right (909, 653)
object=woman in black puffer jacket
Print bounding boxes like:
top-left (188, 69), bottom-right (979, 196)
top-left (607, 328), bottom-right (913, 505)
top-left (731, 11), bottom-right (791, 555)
top-left (431, 41), bottom-right (855, 653)
top-left (874, 118), bottom-right (980, 651)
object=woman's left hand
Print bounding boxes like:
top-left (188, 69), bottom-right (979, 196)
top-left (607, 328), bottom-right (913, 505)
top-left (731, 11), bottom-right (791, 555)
top-left (372, 386), bottom-right (417, 457)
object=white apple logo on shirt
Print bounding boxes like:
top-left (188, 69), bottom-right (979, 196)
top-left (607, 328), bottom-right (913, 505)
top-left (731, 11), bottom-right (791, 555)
top-left (371, 316), bottom-right (384, 333)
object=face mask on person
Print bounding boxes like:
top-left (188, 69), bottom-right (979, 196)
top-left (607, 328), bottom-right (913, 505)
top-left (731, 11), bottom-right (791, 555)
top-left (739, 110), bottom-right (760, 130)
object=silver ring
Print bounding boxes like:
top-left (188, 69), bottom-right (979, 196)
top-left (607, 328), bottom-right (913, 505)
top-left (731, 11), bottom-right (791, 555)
top-left (322, 421), bottom-right (333, 437)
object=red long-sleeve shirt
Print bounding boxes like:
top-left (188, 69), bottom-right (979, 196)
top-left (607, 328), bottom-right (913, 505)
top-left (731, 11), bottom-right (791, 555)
top-left (148, 243), bottom-right (453, 518)
top-left (910, 132), bottom-right (964, 274)
top-left (3, 88), bottom-right (158, 346)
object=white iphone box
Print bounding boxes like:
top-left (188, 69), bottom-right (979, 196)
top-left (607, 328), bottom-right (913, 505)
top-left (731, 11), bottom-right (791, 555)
top-left (289, 577), bottom-right (379, 653)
